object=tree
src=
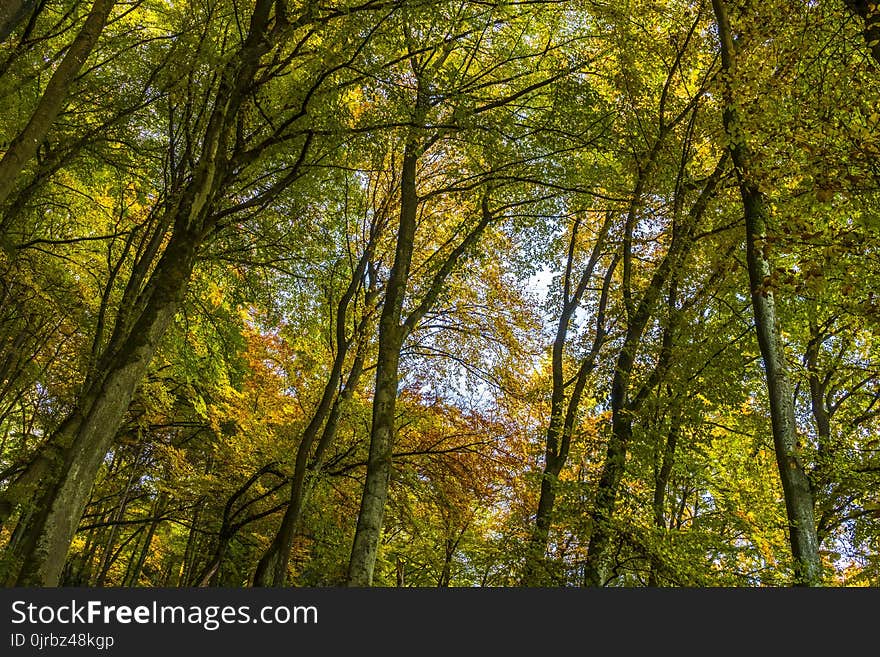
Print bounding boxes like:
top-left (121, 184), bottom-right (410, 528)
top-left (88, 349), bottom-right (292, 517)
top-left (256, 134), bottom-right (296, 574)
top-left (710, 0), bottom-right (822, 586)
top-left (0, 0), bottom-right (117, 215)
top-left (346, 1), bottom-right (571, 585)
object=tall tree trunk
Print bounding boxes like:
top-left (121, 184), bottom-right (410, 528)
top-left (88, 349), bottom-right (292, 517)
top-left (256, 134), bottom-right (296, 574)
top-left (0, 0), bottom-right (116, 211)
top-left (438, 540), bottom-right (453, 588)
top-left (7, 228), bottom-right (200, 585)
top-left (583, 394), bottom-right (633, 587)
top-left (806, 320), bottom-right (833, 462)
top-left (254, 345), bottom-right (366, 586)
top-left (346, 142), bottom-right (420, 586)
top-left (712, 0), bottom-right (822, 586)
top-left (0, 0), bottom-right (284, 585)
top-left (251, 372), bottom-right (345, 587)
top-left (344, 109), bottom-right (493, 585)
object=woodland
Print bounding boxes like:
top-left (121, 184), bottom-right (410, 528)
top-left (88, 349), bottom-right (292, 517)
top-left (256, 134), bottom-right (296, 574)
top-left (0, 0), bottom-right (878, 588)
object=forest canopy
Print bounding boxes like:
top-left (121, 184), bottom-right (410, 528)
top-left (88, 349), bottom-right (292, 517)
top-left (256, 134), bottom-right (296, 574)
top-left (0, 0), bottom-right (878, 587)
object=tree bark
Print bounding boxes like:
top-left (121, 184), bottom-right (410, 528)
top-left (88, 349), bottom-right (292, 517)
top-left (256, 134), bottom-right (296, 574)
top-left (583, 151), bottom-right (725, 587)
top-left (8, 228), bottom-right (201, 585)
top-left (346, 141), bottom-right (420, 586)
top-left (712, 0), bottom-right (822, 586)
top-left (648, 403), bottom-right (680, 586)
top-left (254, 344), bottom-right (367, 586)
top-left (438, 539), bottom-right (453, 587)
top-left (254, 245), bottom-right (375, 587)
top-left (345, 129), bottom-right (495, 585)
top-left (806, 321), bottom-right (832, 455)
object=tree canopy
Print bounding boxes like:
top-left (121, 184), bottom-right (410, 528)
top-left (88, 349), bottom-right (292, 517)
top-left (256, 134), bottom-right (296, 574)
top-left (0, 0), bottom-right (878, 587)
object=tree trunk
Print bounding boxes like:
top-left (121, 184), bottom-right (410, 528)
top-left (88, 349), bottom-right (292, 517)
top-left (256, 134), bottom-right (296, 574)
top-left (7, 229), bottom-right (200, 585)
top-left (395, 555), bottom-right (405, 587)
top-left (583, 150), bottom-right (725, 587)
top-left (582, 252), bottom-right (676, 587)
top-left (195, 540), bottom-right (227, 587)
top-left (346, 143), bottom-right (419, 586)
top-left (251, 374), bottom-right (344, 587)
top-left (583, 404), bottom-right (633, 587)
top-left (524, 454), bottom-right (563, 585)
top-left (0, 0), bottom-right (283, 585)
top-left (254, 345), bottom-right (366, 586)
top-left (438, 539), bottom-right (454, 587)
top-left (345, 146), bottom-right (494, 586)
top-left (806, 321), bottom-right (832, 458)
top-left (712, 0), bottom-right (822, 586)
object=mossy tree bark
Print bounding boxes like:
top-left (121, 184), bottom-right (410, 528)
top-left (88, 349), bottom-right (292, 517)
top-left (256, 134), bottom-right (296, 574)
top-left (711, 0), bottom-right (822, 586)
top-left (0, 0), bottom-right (287, 585)
top-left (346, 137), bottom-right (421, 587)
